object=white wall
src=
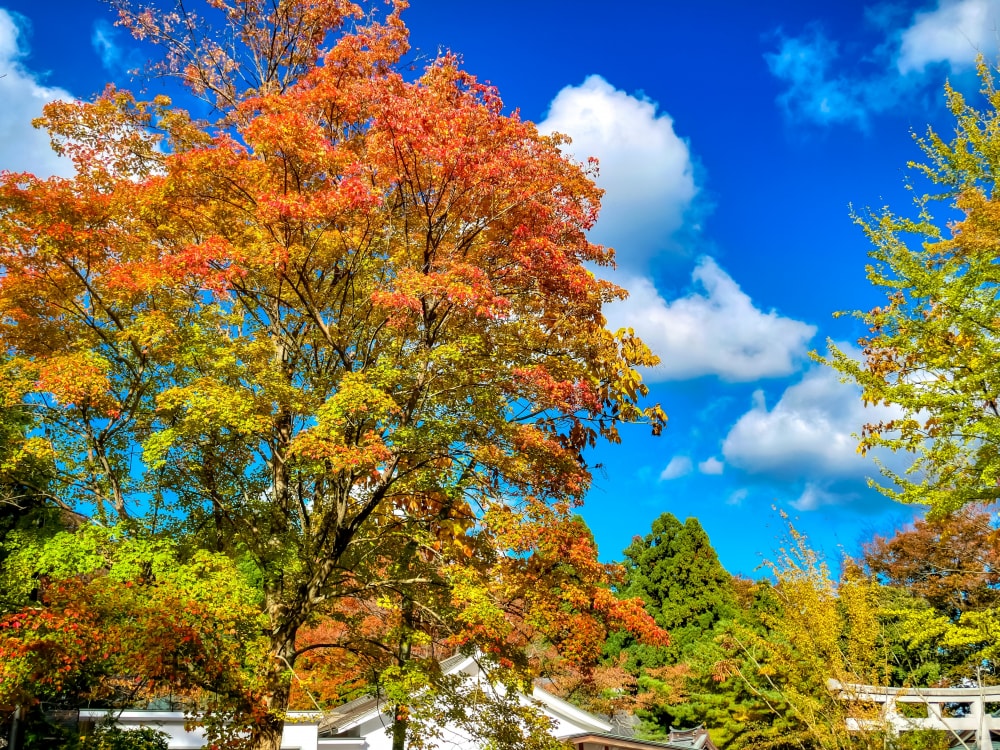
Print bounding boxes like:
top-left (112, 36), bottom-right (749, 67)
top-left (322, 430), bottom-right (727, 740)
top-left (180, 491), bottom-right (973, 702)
top-left (80, 710), bottom-right (321, 750)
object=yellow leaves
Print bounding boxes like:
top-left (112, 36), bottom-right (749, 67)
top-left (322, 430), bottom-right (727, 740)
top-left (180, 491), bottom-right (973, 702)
top-left (0, 436), bottom-right (56, 478)
top-left (825, 61), bottom-right (1000, 511)
top-left (317, 371), bottom-right (401, 427)
top-left (156, 378), bottom-right (271, 436)
top-left (288, 372), bottom-right (399, 470)
top-left (125, 309), bottom-right (180, 359)
top-left (37, 86), bottom-right (166, 179)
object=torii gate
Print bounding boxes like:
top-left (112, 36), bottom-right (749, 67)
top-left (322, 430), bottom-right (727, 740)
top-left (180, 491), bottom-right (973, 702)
top-left (828, 679), bottom-right (1000, 750)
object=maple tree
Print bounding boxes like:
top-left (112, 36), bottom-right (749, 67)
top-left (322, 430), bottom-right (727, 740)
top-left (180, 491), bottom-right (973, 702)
top-left (0, 1), bottom-right (667, 748)
top-left (827, 60), bottom-right (1000, 513)
top-left (0, 526), bottom-right (267, 744)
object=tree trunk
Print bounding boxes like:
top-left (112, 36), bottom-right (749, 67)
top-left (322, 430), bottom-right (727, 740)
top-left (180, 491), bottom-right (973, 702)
top-left (391, 595), bottom-right (415, 750)
top-left (248, 635), bottom-right (295, 750)
top-left (391, 704), bottom-right (409, 750)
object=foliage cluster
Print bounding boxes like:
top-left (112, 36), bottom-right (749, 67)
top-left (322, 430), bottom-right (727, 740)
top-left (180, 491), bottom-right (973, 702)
top-left (606, 508), bottom-right (1000, 750)
top-left (0, 1), bottom-right (668, 749)
top-left (9, 3), bottom-right (1000, 750)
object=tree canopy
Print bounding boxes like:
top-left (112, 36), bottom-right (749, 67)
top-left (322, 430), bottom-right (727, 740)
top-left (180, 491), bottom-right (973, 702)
top-left (827, 60), bottom-right (1000, 514)
top-left (861, 503), bottom-right (1000, 620)
top-left (0, 1), bottom-right (667, 748)
top-left (601, 513), bottom-right (738, 743)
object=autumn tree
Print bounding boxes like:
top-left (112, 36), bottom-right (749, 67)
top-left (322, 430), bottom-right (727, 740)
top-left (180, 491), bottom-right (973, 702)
top-left (721, 525), bottom-right (898, 750)
top-left (827, 59), bottom-right (1000, 514)
top-left (0, 2), bottom-right (667, 749)
top-left (0, 525), bottom-right (269, 749)
top-left (861, 504), bottom-right (1000, 621)
top-left (856, 506), bottom-right (1000, 685)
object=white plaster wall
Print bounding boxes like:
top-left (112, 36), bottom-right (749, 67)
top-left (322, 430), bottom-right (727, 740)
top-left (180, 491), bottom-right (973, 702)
top-left (80, 710), bottom-right (321, 750)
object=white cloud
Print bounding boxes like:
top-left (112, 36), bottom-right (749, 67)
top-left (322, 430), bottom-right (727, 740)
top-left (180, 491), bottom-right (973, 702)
top-left (899, 0), bottom-right (1000, 73)
top-left (605, 258), bottom-right (816, 382)
top-left (719, 355), bottom-right (914, 511)
top-left (659, 455), bottom-right (692, 481)
top-left (538, 80), bottom-right (813, 384)
top-left (91, 20), bottom-right (122, 72)
top-left (791, 481), bottom-right (860, 511)
top-left (767, 1), bottom-right (1000, 128)
top-left (538, 75), bottom-right (697, 269)
top-left (765, 27), bottom-right (901, 128)
top-left (0, 10), bottom-right (73, 177)
top-left (727, 488), bottom-right (749, 506)
top-left (698, 457), bottom-right (724, 475)
top-left (721, 353), bottom-right (903, 481)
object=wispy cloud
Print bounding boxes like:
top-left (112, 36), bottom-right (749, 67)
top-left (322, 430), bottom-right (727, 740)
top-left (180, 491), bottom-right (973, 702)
top-left (766, 0), bottom-right (1000, 129)
top-left (91, 20), bottom-right (123, 72)
top-left (660, 455), bottom-right (693, 481)
top-left (727, 488), bottom-right (749, 506)
top-left (765, 26), bottom-right (902, 128)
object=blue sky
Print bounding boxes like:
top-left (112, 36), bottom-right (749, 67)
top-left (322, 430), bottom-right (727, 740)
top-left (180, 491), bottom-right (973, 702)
top-left (1, 0), bottom-right (994, 576)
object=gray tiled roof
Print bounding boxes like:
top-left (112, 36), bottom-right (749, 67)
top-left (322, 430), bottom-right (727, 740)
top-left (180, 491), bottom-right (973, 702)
top-left (563, 731), bottom-right (708, 750)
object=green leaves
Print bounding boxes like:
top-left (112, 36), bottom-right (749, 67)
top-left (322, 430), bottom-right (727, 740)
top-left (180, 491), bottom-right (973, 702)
top-left (828, 61), bottom-right (1000, 514)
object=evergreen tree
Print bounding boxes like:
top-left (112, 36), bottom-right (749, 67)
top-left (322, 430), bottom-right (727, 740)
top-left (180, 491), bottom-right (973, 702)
top-left (606, 513), bottom-right (737, 739)
top-left (615, 514), bottom-right (735, 664)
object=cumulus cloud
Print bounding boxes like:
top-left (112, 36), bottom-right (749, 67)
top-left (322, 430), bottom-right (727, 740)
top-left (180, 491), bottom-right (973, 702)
top-left (719, 353), bottom-right (914, 511)
top-left (538, 79), bottom-right (814, 384)
top-left (724, 380), bottom-right (863, 479)
top-left (0, 10), bottom-right (73, 176)
top-left (699, 457), bottom-right (724, 475)
top-left (605, 258), bottom-right (816, 382)
top-left (899, 0), bottom-right (1000, 73)
top-left (660, 456), bottom-right (693, 481)
top-left (538, 75), bottom-right (698, 269)
top-left (721, 361), bottom-right (901, 479)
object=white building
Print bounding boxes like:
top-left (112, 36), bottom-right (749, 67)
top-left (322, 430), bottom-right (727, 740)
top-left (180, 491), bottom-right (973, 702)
top-left (82, 654), bottom-right (704, 750)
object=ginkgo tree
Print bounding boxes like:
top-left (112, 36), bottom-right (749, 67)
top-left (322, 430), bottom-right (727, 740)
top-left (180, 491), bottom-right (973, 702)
top-left (828, 60), bottom-right (1000, 514)
top-left (0, 1), bottom-right (667, 749)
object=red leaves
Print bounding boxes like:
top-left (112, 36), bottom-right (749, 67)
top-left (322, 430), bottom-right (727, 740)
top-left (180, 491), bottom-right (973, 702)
top-left (35, 352), bottom-right (115, 413)
top-left (861, 503), bottom-right (1000, 618)
top-left (0, 570), bottom-right (264, 709)
top-left (512, 367), bottom-right (601, 415)
top-left (157, 235), bottom-right (247, 293)
top-left (477, 507), bottom-right (668, 671)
